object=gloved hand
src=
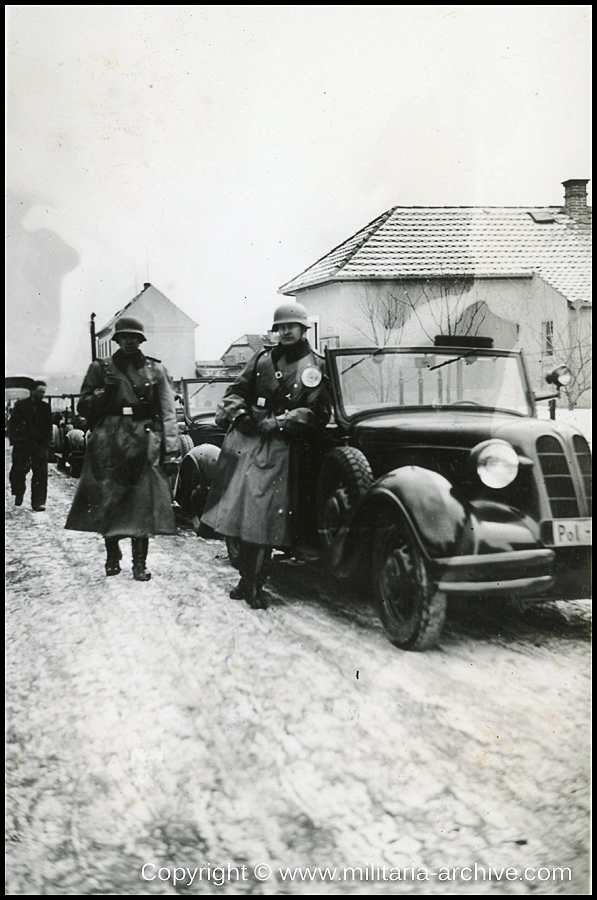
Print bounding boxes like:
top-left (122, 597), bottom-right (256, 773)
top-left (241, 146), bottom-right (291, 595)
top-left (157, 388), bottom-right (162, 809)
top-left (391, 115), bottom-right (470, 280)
top-left (161, 461), bottom-right (179, 478)
top-left (234, 413), bottom-right (256, 436)
top-left (258, 417), bottom-right (281, 437)
top-left (280, 408), bottom-right (314, 437)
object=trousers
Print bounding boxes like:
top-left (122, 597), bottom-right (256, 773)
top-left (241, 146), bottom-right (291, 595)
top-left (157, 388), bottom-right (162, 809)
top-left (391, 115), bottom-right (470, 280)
top-left (9, 442), bottom-right (48, 507)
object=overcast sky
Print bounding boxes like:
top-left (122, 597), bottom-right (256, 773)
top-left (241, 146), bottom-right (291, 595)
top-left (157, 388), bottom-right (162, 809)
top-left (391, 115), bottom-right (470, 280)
top-left (5, 4), bottom-right (592, 375)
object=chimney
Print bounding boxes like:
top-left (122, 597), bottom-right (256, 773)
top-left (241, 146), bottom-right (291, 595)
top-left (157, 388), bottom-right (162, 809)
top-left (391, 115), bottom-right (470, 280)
top-left (562, 179), bottom-right (590, 221)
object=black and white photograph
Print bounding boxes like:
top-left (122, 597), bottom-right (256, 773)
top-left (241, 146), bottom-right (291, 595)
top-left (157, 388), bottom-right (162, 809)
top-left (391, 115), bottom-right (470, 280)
top-left (5, 5), bottom-right (591, 895)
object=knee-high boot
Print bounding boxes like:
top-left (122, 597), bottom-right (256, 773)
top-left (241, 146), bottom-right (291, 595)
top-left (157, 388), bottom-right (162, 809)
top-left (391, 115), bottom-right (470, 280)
top-left (105, 538), bottom-right (122, 576)
top-left (238, 542), bottom-right (271, 609)
top-left (131, 537), bottom-right (152, 581)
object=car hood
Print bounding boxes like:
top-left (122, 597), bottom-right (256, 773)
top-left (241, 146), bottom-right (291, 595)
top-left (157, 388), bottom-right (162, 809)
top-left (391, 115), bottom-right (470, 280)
top-left (353, 409), bottom-right (582, 454)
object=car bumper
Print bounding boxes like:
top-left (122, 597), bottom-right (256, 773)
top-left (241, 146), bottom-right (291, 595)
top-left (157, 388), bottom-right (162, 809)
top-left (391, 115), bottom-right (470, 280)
top-left (431, 548), bottom-right (555, 598)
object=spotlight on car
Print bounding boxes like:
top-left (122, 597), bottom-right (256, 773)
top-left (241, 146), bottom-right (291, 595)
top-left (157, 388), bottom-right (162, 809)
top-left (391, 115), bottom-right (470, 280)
top-left (471, 439), bottom-right (520, 489)
top-left (545, 364), bottom-right (572, 388)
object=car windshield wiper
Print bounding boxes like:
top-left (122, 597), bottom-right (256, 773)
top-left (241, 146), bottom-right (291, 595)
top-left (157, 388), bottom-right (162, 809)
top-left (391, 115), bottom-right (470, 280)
top-left (340, 349), bottom-right (384, 375)
top-left (189, 379), bottom-right (218, 402)
top-left (428, 350), bottom-right (476, 371)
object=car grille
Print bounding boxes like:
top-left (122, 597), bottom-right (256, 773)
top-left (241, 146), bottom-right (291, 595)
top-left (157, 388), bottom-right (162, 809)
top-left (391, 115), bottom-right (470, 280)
top-left (536, 435), bottom-right (580, 518)
top-left (573, 434), bottom-right (592, 515)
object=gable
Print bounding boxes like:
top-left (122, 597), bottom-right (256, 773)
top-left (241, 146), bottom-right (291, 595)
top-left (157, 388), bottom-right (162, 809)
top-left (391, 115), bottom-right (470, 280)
top-left (97, 283), bottom-right (198, 336)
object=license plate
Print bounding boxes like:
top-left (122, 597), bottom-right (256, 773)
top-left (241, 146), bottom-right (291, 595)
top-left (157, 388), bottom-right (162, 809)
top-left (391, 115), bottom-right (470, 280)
top-left (552, 518), bottom-right (592, 547)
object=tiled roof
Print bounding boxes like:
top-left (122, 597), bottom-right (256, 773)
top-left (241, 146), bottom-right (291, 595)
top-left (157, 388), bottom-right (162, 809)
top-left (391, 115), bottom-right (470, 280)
top-left (279, 207), bottom-right (592, 305)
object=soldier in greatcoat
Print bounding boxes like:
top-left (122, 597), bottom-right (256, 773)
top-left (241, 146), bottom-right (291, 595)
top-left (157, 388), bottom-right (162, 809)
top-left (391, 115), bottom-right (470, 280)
top-left (200, 302), bottom-right (332, 609)
top-left (65, 316), bottom-right (179, 580)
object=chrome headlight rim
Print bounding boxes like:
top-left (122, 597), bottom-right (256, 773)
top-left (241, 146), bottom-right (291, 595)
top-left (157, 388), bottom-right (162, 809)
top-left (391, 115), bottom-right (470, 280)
top-left (471, 439), bottom-right (520, 489)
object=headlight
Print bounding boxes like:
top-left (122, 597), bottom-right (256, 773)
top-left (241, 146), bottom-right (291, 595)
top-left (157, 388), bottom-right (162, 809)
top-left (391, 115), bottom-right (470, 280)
top-left (472, 440), bottom-right (519, 489)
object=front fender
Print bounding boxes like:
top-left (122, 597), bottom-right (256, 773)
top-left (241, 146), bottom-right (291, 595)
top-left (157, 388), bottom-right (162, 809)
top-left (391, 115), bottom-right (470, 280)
top-left (334, 465), bottom-right (547, 575)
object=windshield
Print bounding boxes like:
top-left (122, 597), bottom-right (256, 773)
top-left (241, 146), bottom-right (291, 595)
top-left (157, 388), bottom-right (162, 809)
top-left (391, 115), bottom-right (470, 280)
top-left (334, 349), bottom-right (532, 417)
top-left (184, 380), bottom-right (232, 418)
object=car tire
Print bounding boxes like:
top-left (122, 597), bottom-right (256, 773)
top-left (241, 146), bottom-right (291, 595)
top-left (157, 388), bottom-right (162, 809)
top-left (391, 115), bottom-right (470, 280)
top-left (316, 446), bottom-right (374, 548)
top-left (372, 512), bottom-right (447, 651)
top-left (179, 433), bottom-right (195, 457)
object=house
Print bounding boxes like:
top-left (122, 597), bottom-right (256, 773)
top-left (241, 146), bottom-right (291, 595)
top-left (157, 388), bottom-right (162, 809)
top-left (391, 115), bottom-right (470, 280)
top-left (195, 334), bottom-right (278, 377)
top-left (220, 334), bottom-right (277, 369)
top-left (279, 179), bottom-right (592, 407)
top-left (96, 283), bottom-right (198, 381)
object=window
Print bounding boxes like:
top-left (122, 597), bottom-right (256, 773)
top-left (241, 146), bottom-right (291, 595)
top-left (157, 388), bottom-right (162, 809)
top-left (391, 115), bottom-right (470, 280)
top-left (542, 321), bottom-right (554, 357)
top-left (320, 336), bottom-right (340, 351)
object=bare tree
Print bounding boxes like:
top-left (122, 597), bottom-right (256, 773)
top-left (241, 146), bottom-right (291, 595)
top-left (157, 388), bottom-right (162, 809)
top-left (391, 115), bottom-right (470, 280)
top-left (402, 277), bottom-right (489, 340)
top-left (349, 277), bottom-right (488, 347)
top-left (521, 276), bottom-right (592, 410)
top-left (349, 284), bottom-right (410, 346)
top-left (553, 317), bottom-right (592, 409)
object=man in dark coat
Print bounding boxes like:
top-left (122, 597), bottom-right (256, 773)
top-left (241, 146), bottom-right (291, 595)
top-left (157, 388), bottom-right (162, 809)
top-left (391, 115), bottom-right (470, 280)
top-left (200, 302), bottom-right (332, 609)
top-left (65, 316), bottom-right (180, 580)
top-left (9, 380), bottom-right (53, 511)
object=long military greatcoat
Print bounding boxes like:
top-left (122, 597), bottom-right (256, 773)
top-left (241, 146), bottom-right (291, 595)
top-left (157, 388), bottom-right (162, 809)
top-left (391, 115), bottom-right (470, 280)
top-left (200, 339), bottom-right (331, 547)
top-left (65, 349), bottom-right (179, 538)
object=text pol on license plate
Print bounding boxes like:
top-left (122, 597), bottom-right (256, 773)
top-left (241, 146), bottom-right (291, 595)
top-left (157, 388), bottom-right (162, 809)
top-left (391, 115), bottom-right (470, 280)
top-left (552, 518), bottom-right (592, 546)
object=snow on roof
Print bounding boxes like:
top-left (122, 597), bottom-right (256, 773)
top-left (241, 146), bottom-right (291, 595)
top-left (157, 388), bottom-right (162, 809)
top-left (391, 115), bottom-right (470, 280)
top-left (279, 207), bottom-right (592, 306)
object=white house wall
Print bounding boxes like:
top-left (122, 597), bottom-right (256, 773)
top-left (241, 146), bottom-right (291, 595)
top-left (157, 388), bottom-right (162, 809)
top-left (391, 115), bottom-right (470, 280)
top-left (518, 275), bottom-right (592, 407)
top-left (293, 276), bottom-right (591, 406)
top-left (296, 278), bottom-right (522, 349)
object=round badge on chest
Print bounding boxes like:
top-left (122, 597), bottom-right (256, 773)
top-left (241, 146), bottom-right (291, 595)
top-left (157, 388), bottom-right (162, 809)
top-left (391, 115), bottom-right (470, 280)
top-left (301, 366), bottom-right (322, 388)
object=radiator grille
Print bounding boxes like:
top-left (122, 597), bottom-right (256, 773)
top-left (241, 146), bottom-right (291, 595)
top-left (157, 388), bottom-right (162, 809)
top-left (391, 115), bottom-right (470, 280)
top-left (536, 435), bottom-right (580, 518)
top-left (573, 434), bottom-right (592, 515)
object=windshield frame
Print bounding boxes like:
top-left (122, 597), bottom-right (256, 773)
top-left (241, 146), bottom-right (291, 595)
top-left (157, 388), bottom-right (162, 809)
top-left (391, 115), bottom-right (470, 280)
top-left (325, 346), bottom-right (536, 425)
top-left (182, 377), bottom-right (235, 421)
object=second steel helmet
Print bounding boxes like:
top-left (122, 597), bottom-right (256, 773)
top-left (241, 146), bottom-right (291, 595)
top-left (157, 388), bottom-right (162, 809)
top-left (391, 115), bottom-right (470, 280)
top-left (112, 316), bottom-right (147, 342)
top-left (271, 302), bottom-right (310, 330)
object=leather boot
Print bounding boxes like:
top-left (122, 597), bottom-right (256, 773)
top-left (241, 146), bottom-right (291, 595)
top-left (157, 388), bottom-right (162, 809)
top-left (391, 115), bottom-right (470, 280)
top-left (246, 581), bottom-right (268, 610)
top-left (229, 577), bottom-right (248, 600)
top-left (131, 538), bottom-right (152, 581)
top-left (239, 543), bottom-right (270, 610)
top-left (105, 538), bottom-right (122, 576)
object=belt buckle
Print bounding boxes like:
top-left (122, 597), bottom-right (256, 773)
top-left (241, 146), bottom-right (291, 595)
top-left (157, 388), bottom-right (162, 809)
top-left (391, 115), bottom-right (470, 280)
top-left (122, 406), bottom-right (133, 416)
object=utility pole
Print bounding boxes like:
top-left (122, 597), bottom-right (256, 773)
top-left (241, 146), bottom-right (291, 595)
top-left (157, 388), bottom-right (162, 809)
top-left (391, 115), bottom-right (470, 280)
top-left (90, 313), bottom-right (97, 361)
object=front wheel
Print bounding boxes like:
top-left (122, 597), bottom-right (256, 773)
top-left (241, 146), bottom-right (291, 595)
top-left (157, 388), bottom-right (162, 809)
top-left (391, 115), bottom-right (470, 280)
top-left (317, 446), bottom-right (374, 549)
top-left (372, 514), bottom-right (447, 650)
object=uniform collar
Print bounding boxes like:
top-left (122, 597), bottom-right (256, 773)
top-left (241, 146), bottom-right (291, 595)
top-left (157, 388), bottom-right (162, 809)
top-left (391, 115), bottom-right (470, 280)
top-left (112, 348), bottom-right (146, 370)
top-left (271, 338), bottom-right (312, 364)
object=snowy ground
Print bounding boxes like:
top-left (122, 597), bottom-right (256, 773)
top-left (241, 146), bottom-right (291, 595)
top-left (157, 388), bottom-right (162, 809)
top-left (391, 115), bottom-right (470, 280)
top-left (5, 440), bottom-right (592, 895)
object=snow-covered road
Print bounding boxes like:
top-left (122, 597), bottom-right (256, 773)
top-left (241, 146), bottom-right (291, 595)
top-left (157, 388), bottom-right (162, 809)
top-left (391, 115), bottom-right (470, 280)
top-left (5, 442), bottom-right (591, 894)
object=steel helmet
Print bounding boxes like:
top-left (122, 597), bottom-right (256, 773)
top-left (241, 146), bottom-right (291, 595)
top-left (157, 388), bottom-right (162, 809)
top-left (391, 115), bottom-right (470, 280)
top-left (112, 316), bottom-right (147, 342)
top-left (271, 302), bottom-right (310, 330)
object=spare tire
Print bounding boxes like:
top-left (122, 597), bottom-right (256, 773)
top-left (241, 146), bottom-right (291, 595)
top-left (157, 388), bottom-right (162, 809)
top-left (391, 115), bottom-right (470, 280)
top-left (179, 433), bottom-right (195, 457)
top-left (316, 446), bottom-right (374, 549)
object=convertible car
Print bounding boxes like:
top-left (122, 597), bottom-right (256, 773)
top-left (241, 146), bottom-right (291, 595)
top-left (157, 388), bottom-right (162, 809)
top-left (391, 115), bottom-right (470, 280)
top-left (180, 338), bottom-right (592, 650)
